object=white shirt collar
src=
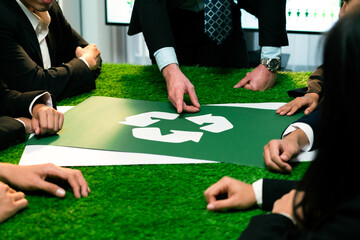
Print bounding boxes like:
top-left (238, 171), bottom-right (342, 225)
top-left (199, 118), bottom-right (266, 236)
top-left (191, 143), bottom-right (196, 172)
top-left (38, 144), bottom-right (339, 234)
top-left (16, 0), bottom-right (52, 69)
top-left (16, 0), bottom-right (51, 35)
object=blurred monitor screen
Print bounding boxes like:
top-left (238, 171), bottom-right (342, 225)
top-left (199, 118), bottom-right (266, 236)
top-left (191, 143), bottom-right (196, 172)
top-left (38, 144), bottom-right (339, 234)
top-left (242, 0), bottom-right (341, 33)
top-left (105, 0), bottom-right (134, 25)
top-left (105, 0), bottom-right (340, 33)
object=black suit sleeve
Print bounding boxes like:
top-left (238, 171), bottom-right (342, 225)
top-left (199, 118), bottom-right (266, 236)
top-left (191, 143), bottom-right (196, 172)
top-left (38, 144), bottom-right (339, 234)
top-left (239, 195), bottom-right (360, 239)
top-left (0, 0), bottom-right (99, 101)
top-left (238, 0), bottom-right (288, 47)
top-left (0, 116), bottom-right (26, 150)
top-left (261, 178), bottom-right (298, 211)
top-left (128, 0), bottom-right (187, 56)
top-left (0, 81), bottom-right (47, 150)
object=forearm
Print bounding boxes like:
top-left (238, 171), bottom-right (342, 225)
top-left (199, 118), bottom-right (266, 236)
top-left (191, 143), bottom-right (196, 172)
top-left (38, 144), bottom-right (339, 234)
top-left (307, 66), bottom-right (324, 96)
top-left (0, 163), bottom-right (14, 183)
top-left (0, 117), bottom-right (26, 151)
top-left (161, 63), bottom-right (181, 81)
top-left (239, 214), bottom-right (298, 240)
top-left (0, 89), bottom-right (46, 118)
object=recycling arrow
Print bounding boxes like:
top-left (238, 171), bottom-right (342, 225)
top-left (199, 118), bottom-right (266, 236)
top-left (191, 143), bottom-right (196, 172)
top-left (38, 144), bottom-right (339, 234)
top-left (119, 111), bottom-right (233, 143)
top-left (118, 111), bottom-right (179, 127)
top-left (186, 114), bottom-right (233, 133)
top-left (132, 128), bottom-right (203, 143)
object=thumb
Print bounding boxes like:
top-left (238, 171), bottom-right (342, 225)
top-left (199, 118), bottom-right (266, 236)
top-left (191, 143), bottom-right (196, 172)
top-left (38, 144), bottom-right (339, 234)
top-left (75, 46), bottom-right (84, 58)
top-left (305, 103), bottom-right (316, 115)
top-left (32, 117), bottom-right (41, 135)
top-left (36, 180), bottom-right (66, 198)
top-left (207, 198), bottom-right (237, 211)
top-left (280, 146), bottom-right (298, 162)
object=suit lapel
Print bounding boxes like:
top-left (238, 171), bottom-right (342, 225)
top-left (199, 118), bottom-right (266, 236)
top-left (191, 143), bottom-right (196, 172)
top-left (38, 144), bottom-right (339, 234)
top-left (9, 0), bottom-right (44, 67)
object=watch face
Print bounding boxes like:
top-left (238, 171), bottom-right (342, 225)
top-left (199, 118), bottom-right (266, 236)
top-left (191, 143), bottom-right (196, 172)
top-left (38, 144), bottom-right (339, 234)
top-left (269, 59), bottom-right (280, 69)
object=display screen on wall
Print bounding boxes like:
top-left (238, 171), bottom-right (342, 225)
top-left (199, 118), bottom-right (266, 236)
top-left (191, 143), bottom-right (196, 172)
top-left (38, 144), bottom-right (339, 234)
top-left (242, 0), bottom-right (341, 33)
top-left (105, 0), bottom-right (134, 25)
top-left (105, 0), bottom-right (340, 33)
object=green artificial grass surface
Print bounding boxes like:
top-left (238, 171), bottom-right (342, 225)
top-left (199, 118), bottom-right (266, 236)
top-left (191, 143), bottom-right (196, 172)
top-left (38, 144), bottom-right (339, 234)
top-left (0, 64), bottom-right (311, 239)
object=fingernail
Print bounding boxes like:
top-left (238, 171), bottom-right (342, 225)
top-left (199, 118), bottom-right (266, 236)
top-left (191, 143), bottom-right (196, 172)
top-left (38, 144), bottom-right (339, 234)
top-left (207, 204), bottom-right (215, 210)
top-left (56, 188), bottom-right (66, 197)
top-left (88, 187), bottom-right (91, 193)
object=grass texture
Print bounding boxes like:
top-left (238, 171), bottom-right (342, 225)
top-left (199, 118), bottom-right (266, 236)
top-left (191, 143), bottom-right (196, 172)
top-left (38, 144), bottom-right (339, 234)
top-left (0, 64), bottom-right (311, 239)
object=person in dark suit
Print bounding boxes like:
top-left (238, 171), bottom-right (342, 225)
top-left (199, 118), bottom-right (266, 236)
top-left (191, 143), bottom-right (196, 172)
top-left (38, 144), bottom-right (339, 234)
top-left (0, 80), bottom-right (63, 150)
top-left (0, 0), bottom-right (101, 101)
top-left (128, 0), bottom-right (288, 113)
top-left (276, 0), bottom-right (352, 117)
top-left (264, 0), bottom-right (359, 173)
top-left (204, 9), bottom-right (360, 239)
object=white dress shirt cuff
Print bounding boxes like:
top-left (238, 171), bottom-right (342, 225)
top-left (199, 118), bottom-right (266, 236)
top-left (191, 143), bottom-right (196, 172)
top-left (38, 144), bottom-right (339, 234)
top-left (154, 47), bottom-right (179, 71)
top-left (29, 92), bottom-right (53, 116)
top-left (252, 178), bottom-right (263, 207)
top-left (261, 46), bottom-right (281, 60)
top-left (79, 57), bottom-right (90, 69)
top-left (282, 122), bottom-right (314, 151)
top-left (14, 118), bottom-right (26, 129)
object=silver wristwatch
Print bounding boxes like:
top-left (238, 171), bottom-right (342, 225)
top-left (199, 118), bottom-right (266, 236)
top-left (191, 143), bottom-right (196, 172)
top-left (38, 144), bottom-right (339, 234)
top-left (261, 58), bottom-right (281, 72)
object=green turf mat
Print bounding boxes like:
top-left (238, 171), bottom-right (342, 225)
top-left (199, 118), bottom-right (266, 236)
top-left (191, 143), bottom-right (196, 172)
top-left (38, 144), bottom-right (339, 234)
top-left (0, 64), bottom-right (311, 239)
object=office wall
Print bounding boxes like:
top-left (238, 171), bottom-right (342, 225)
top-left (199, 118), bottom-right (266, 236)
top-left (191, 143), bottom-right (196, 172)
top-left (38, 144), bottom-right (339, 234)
top-left (59, 0), bottom-right (324, 72)
top-left (59, 0), bottom-right (151, 65)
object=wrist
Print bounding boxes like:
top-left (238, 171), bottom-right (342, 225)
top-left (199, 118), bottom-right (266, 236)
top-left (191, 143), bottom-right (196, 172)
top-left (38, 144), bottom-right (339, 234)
top-left (0, 163), bottom-right (16, 183)
top-left (32, 103), bottom-right (46, 115)
top-left (260, 58), bottom-right (281, 72)
top-left (304, 92), bottom-right (319, 103)
top-left (162, 63), bottom-right (180, 81)
top-left (285, 129), bottom-right (309, 150)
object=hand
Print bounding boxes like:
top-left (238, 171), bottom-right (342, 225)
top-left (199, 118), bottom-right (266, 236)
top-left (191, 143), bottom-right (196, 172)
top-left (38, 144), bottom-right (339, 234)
top-left (162, 64), bottom-right (200, 113)
top-left (76, 44), bottom-right (101, 70)
top-left (31, 104), bottom-right (64, 136)
top-left (263, 129), bottom-right (308, 173)
top-left (276, 93), bottom-right (319, 116)
top-left (0, 163), bottom-right (90, 199)
top-left (272, 190), bottom-right (304, 224)
top-left (204, 176), bottom-right (256, 211)
top-left (0, 181), bottom-right (28, 223)
top-left (234, 64), bottom-right (277, 91)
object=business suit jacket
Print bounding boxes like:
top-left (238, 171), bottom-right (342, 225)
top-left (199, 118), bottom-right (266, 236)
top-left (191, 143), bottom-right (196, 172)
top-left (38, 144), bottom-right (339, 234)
top-left (128, 0), bottom-right (288, 68)
top-left (0, 81), bottom-right (49, 150)
top-left (0, 0), bottom-right (100, 101)
top-left (239, 178), bottom-right (360, 239)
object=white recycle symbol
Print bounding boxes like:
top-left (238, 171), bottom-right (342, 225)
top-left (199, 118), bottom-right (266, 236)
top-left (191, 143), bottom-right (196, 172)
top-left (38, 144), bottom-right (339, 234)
top-left (118, 111), bottom-right (233, 143)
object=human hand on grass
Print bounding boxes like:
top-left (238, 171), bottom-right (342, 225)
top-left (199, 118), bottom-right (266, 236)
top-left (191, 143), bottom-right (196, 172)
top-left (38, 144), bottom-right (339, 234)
top-left (204, 176), bottom-right (256, 211)
top-left (0, 181), bottom-right (28, 223)
top-left (276, 93), bottom-right (319, 116)
top-left (263, 129), bottom-right (309, 173)
top-left (0, 163), bottom-right (90, 199)
top-left (31, 104), bottom-right (64, 136)
top-left (162, 63), bottom-right (200, 113)
top-left (234, 64), bottom-right (276, 91)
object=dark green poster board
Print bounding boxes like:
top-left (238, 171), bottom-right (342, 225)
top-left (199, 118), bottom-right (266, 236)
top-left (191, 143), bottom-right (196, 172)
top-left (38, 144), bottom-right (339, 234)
top-left (27, 97), bottom-right (302, 168)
